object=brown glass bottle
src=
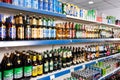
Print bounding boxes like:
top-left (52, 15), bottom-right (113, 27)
top-left (17, 13), bottom-right (24, 40)
top-left (13, 53), bottom-right (23, 80)
top-left (32, 54), bottom-right (38, 77)
top-left (37, 16), bottom-right (42, 40)
top-left (43, 52), bottom-right (49, 74)
top-left (24, 15), bottom-right (31, 40)
top-left (2, 53), bottom-right (13, 80)
top-left (37, 53), bottom-right (43, 76)
top-left (31, 15), bottom-right (37, 40)
top-left (23, 53), bottom-right (32, 79)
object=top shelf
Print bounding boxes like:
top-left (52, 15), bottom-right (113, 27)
top-left (0, 2), bottom-right (120, 28)
top-left (0, 2), bottom-right (66, 18)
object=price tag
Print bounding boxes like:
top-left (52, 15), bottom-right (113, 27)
top-left (70, 68), bottom-right (74, 72)
top-left (83, 65), bottom-right (85, 69)
top-left (50, 75), bottom-right (55, 80)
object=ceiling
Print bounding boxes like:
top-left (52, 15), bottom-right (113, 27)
top-left (60, 0), bottom-right (120, 11)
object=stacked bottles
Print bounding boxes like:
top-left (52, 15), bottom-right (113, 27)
top-left (65, 58), bottom-right (120, 80)
top-left (0, 43), bottom-right (119, 80)
top-left (0, 13), bottom-right (56, 41)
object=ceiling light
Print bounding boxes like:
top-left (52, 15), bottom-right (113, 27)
top-left (88, 1), bottom-right (94, 4)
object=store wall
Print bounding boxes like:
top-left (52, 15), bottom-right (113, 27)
top-left (100, 8), bottom-right (120, 19)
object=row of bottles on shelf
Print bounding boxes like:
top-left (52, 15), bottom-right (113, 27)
top-left (1, 13), bottom-right (120, 41)
top-left (64, 57), bottom-right (120, 80)
top-left (0, 43), bottom-right (120, 80)
top-left (1, 0), bottom-right (120, 26)
top-left (0, 0), bottom-right (63, 13)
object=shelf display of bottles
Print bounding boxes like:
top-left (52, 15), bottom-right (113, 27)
top-left (0, 0), bottom-right (62, 14)
top-left (65, 57), bottom-right (120, 80)
top-left (105, 70), bottom-right (120, 80)
top-left (1, 13), bottom-right (120, 41)
top-left (0, 13), bottom-right (56, 40)
top-left (0, 43), bottom-right (119, 80)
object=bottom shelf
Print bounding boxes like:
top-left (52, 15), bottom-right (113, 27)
top-left (99, 67), bottom-right (120, 80)
top-left (31, 53), bottom-right (120, 80)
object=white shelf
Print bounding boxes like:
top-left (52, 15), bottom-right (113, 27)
top-left (66, 15), bottom-right (120, 28)
top-left (99, 67), bottom-right (120, 80)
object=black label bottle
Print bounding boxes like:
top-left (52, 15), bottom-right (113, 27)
top-left (13, 53), bottom-right (23, 80)
top-left (37, 53), bottom-right (43, 76)
top-left (2, 53), bottom-right (13, 80)
top-left (23, 53), bottom-right (32, 79)
top-left (17, 13), bottom-right (24, 40)
top-left (24, 15), bottom-right (31, 40)
top-left (58, 49), bottom-right (62, 70)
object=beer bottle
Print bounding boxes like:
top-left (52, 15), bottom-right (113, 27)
top-left (0, 14), bottom-right (6, 41)
top-left (32, 54), bottom-right (38, 77)
top-left (31, 15), bottom-right (37, 40)
top-left (2, 53), bottom-right (13, 80)
top-left (43, 52), bottom-right (49, 74)
top-left (37, 16), bottom-right (42, 40)
top-left (53, 49), bottom-right (58, 71)
top-left (57, 49), bottom-right (62, 70)
top-left (62, 47), bottom-right (67, 68)
top-left (17, 13), bottom-right (24, 40)
top-left (0, 64), bottom-right (2, 80)
top-left (48, 50), bottom-right (54, 72)
top-left (23, 53), bottom-right (32, 79)
top-left (72, 47), bottom-right (76, 65)
top-left (37, 53), bottom-right (43, 76)
top-left (6, 16), bottom-right (16, 40)
top-left (13, 53), bottom-right (23, 80)
top-left (24, 15), bottom-right (31, 40)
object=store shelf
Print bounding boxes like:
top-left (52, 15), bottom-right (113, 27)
top-left (99, 67), bottom-right (120, 80)
top-left (72, 38), bottom-right (120, 43)
top-left (30, 53), bottom-right (120, 80)
top-left (0, 2), bottom-right (66, 18)
top-left (0, 40), bottom-right (71, 47)
top-left (0, 38), bottom-right (120, 47)
top-left (66, 15), bottom-right (120, 28)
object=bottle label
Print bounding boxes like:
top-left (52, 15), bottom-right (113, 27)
top-left (50, 61), bottom-right (53, 71)
top-left (14, 67), bottom-right (23, 79)
top-left (44, 61), bottom-right (48, 72)
top-left (32, 28), bottom-right (37, 39)
top-left (0, 26), bottom-right (6, 39)
top-left (24, 66), bottom-right (32, 77)
top-left (40, 28), bottom-right (43, 39)
top-left (37, 65), bottom-right (43, 75)
top-left (17, 27), bottom-right (24, 39)
top-left (0, 72), bottom-right (1, 80)
top-left (32, 66), bottom-right (37, 76)
top-left (25, 25), bottom-right (31, 39)
top-left (3, 69), bottom-right (13, 80)
top-left (43, 28), bottom-right (47, 38)
top-left (9, 27), bottom-right (16, 39)
top-left (54, 61), bottom-right (58, 69)
top-left (48, 28), bottom-right (51, 38)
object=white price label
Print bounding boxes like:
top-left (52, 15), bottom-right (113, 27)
top-left (50, 75), bottom-right (55, 80)
top-left (70, 68), bottom-right (74, 72)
